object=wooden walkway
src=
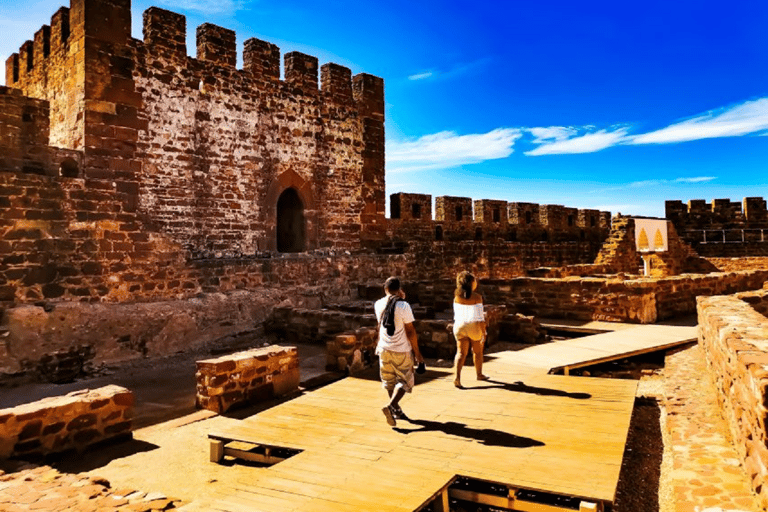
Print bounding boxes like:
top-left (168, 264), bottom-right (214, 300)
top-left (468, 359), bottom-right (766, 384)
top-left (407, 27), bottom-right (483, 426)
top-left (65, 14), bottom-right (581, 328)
top-left (498, 324), bottom-right (697, 375)
top-left (198, 324), bottom-right (696, 512)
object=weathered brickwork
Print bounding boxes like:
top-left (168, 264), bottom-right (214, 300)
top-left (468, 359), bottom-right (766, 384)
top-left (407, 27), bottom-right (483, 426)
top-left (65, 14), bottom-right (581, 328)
top-left (4, 0), bottom-right (385, 260)
top-left (133, 10), bottom-right (384, 255)
top-left (481, 270), bottom-right (768, 324)
top-left (195, 346), bottom-right (300, 413)
top-left (698, 290), bottom-right (768, 508)
top-left (593, 215), bottom-right (717, 277)
top-left (0, 385), bottom-right (133, 459)
top-left (667, 197), bottom-right (768, 256)
top-left (403, 193), bottom-right (610, 245)
top-left (707, 257), bottom-right (768, 272)
top-left (0, 0), bottom-right (623, 384)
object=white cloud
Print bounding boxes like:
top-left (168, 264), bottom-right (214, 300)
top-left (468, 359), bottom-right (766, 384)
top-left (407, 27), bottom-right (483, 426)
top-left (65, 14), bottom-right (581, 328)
top-left (630, 98), bottom-right (768, 145)
top-left (674, 177), bottom-right (717, 184)
top-left (524, 127), bottom-right (630, 156)
top-left (593, 176), bottom-right (717, 193)
top-left (408, 72), bottom-right (433, 81)
top-left (527, 126), bottom-right (578, 144)
top-left (152, 0), bottom-right (248, 15)
top-left (386, 128), bottom-right (522, 173)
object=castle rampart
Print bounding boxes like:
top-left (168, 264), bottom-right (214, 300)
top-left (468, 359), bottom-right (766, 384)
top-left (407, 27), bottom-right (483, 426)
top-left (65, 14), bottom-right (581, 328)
top-left (392, 193), bottom-right (610, 246)
top-left (1, 0), bottom-right (620, 380)
top-left (666, 197), bottom-right (768, 256)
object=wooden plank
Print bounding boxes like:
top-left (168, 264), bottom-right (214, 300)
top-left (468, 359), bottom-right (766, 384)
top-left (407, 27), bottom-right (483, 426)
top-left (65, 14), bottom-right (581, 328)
top-left (201, 322), bottom-right (683, 511)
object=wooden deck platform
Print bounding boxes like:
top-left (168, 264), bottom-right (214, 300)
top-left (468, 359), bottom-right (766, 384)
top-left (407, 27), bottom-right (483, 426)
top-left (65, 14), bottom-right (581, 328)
top-left (199, 323), bottom-right (696, 511)
top-left (495, 324), bottom-right (697, 375)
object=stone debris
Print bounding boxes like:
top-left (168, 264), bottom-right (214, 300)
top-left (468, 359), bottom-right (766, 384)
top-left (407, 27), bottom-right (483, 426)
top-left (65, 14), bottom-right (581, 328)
top-left (0, 463), bottom-right (184, 511)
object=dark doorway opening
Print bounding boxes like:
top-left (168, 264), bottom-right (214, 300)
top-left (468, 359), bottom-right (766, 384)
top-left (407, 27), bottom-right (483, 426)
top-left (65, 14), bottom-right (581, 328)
top-left (277, 188), bottom-right (305, 253)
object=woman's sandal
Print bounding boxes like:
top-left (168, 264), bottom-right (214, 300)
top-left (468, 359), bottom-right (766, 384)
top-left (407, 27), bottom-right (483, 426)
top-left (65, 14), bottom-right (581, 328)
top-left (476, 374), bottom-right (489, 381)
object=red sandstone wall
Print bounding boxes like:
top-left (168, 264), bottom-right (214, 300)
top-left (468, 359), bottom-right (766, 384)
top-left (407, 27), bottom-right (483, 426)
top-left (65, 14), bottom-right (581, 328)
top-left (708, 257), bottom-right (768, 272)
top-left (5, 6), bottom-right (83, 149)
top-left (131, 9), bottom-right (383, 255)
top-left (666, 197), bottom-right (768, 257)
top-left (698, 291), bottom-right (768, 508)
top-left (480, 270), bottom-right (768, 323)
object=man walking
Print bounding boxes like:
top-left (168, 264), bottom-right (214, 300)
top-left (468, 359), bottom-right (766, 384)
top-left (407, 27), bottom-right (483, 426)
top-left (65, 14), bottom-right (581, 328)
top-left (375, 277), bottom-right (424, 426)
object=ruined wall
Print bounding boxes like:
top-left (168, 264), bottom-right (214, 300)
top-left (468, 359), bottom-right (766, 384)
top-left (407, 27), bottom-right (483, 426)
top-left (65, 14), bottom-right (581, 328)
top-left (667, 197), bottom-right (768, 256)
top-left (698, 290), bottom-right (768, 508)
top-left (195, 345), bottom-right (300, 413)
top-left (594, 216), bottom-right (715, 277)
top-left (707, 257), bottom-right (768, 272)
top-left (480, 270), bottom-right (768, 324)
top-left (0, 385), bottom-right (133, 459)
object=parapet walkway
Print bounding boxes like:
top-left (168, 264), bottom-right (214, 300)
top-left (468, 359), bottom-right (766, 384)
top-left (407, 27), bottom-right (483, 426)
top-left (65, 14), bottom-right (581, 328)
top-left (196, 323), bottom-right (697, 512)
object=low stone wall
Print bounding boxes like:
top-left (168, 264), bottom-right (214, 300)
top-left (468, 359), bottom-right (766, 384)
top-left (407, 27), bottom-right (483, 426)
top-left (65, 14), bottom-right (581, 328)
top-left (698, 290), bottom-right (768, 508)
top-left (195, 346), bottom-right (300, 414)
top-left (326, 328), bottom-right (377, 373)
top-left (324, 305), bottom-right (510, 369)
top-left (708, 257), bottom-right (768, 273)
top-left (269, 307), bottom-right (374, 345)
top-left (0, 385), bottom-right (133, 460)
top-left (499, 313), bottom-right (549, 345)
top-left (482, 270), bottom-right (768, 324)
top-left (0, 289), bottom-right (287, 384)
top-left (524, 264), bottom-right (614, 278)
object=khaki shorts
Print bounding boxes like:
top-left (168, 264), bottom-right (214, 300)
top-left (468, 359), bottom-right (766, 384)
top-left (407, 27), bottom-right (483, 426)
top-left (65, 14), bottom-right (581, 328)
top-left (454, 322), bottom-right (484, 342)
top-left (379, 350), bottom-right (415, 393)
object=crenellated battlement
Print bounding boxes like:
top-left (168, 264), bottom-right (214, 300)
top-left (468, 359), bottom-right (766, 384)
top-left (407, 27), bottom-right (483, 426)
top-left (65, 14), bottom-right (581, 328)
top-left (665, 197), bottom-right (768, 229)
top-left (243, 37), bottom-right (280, 81)
top-left (5, 1), bottom-right (382, 113)
top-left (142, 7), bottom-right (186, 61)
top-left (666, 197), bottom-right (768, 256)
top-left (196, 23), bottom-right (237, 68)
top-left (390, 193), bottom-right (610, 244)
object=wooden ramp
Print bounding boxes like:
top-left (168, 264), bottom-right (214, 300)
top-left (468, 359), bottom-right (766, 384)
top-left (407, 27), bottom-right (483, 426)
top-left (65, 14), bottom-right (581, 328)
top-left (200, 323), bottom-right (695, 511)
top-left (494, 324), bottom-right (697, 375)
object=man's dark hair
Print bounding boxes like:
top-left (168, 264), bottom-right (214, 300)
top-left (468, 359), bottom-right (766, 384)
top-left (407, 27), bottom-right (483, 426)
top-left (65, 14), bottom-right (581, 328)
top-left (384, 277), bottom-right (401, 293)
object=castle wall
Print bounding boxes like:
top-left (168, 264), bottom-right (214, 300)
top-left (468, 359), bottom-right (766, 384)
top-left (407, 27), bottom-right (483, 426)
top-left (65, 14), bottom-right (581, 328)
top-left (130, 8), bottom-right (384, 255)
top-left (698, 289), bottom-right (768, 508)
top-left (666, 197), bottom-right (768, 257)
top-left (481, 270), bottom-right (768, 324)
top-left (392, 193), bottom-right (611, 248)
top-left (5, 6), bottom-right (83, 149)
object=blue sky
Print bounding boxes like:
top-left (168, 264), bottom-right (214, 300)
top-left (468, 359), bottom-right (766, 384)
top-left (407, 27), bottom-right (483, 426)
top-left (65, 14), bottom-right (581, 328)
top-left (2, 0), bottom-right (767, 217)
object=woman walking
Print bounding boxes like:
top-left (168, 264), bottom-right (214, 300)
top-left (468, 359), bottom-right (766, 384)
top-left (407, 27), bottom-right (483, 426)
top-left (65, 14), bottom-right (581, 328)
top-left (452, 271), bottom-right (488, 388)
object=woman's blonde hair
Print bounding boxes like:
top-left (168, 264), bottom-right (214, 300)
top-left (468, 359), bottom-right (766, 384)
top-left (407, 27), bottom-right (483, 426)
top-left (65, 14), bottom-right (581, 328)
top-left (455, 271), bottom-right (475, 300)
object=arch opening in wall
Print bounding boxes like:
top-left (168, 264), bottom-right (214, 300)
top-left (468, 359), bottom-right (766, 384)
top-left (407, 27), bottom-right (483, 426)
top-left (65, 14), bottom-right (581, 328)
top-left (59, 158), bottom-right (79, 178)
top-left (276, 188), bottom-right (306, 253)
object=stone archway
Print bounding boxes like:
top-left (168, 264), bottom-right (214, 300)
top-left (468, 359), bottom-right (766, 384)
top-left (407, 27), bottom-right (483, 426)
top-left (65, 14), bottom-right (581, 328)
top-left (276, 188), bottom-right (305, 253)
top-left (264, 170), bottom-right (317, 252)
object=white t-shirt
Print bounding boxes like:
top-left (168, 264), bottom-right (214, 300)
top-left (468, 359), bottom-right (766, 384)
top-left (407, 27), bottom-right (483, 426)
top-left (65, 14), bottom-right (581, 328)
top-left (374, 296), bottom-right (415, 353)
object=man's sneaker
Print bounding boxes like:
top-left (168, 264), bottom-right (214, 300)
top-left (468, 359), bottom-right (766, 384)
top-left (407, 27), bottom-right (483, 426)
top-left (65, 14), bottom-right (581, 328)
top-left (382, 405), bottom-right (396, 426)
top-left (392, 406), bottom-right (408, 421)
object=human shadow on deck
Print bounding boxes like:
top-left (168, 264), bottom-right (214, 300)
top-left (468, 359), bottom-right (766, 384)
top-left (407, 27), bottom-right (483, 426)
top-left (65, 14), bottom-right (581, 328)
top-left (466, 380), bottom-right (591, 399)
top-left (394, 419), bottom-right (544, 448)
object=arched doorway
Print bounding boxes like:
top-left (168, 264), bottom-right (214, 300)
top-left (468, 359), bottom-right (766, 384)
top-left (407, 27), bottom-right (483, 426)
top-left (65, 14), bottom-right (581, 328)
top-left (276, 188), bottom-right (306, 252)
